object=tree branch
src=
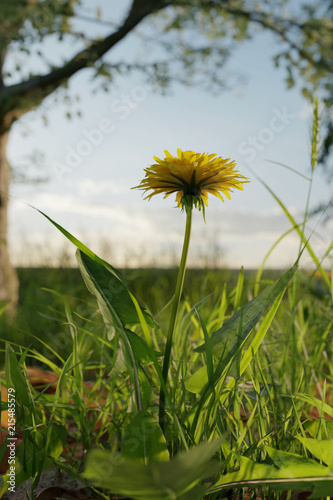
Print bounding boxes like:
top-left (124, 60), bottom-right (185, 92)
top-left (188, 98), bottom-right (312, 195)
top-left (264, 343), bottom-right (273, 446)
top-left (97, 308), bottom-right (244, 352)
top-left (0, 0), bottom-right (169, 121)
top-left (171, 0), bottom-right (332, 72)
top-left (0, 49), bottom-right (7, 89)
top-left (220, 4), bottom-right (331, 71)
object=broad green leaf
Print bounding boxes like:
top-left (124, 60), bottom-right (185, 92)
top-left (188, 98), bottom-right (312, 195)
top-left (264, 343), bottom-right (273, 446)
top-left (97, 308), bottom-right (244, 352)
top-left (311, 480), bottom-right (333, 498)
top-left (109, 343), bottom-right (128, 376)
top-left (83, 439), bottom-right (223, 499)
top-left (76, 251), bottom-right (154, 410)
top-left (6, 350), bottom-right (31, 408)
top-left (212, 476), bottom-right (333, 498)
top-left (126, 329), bottom-right (161, 362)
top-left (121, 411), bottom-right (169, 463)
top-left (297, 437), bottom-right (333, 470)
top-left (304, 420), bottom-right (333, 439)
top-left (216, 453), bottom-right (283, 485)
top-left (185, 365), bottom-right (208, 394)
top-left (108, 334), bottom-right (155, 407)
top-left (196, 266), bottom-right (296, 362)
top-left (264, 445), bottom-right (331, 477)
top-left (213, 446), bottom-right (333, 499)
top-left (137, 366), bottom-right (152, 411)
top-left (42, 424), bottom-right (67, 459)
top-left (76, 249), bottom-right (157, 329)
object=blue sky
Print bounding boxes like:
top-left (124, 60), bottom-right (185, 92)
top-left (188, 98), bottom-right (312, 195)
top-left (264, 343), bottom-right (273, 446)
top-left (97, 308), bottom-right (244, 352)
top-left (7, 1), bottom-right (333, 269)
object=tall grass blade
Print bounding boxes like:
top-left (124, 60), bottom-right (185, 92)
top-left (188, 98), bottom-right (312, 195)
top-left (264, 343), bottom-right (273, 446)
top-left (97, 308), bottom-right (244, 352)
top-left (263, 184), bottom-right (331, 289)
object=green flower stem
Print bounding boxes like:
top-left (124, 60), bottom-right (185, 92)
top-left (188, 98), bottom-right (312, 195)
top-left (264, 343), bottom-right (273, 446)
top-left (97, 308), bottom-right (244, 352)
top-left (159, 204), bottom-right (193, 432)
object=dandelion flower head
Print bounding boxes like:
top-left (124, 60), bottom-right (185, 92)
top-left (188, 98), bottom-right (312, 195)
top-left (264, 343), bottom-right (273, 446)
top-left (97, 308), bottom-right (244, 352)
top-left (133, 148), bottom-right (249, 213)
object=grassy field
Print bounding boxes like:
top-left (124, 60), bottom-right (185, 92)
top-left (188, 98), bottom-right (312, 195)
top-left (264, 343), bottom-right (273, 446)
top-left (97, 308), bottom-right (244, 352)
top-left (1, 108), bottom-right (333, 498)
top-left (1, 261), bottom-right (332, 499)
top-left (1, 266), bottom-right (280, 363)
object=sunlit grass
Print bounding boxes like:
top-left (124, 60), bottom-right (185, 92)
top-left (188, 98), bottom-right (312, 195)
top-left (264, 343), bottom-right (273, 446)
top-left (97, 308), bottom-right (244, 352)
top-left (0, 104), bottom-right (333, 499)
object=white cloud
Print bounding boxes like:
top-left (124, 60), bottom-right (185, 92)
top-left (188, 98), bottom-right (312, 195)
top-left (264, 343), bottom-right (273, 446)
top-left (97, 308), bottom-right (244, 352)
top-left (65, 178), bottom-right (128, 197)
top-left (9, 193), bottom-right (333, 269)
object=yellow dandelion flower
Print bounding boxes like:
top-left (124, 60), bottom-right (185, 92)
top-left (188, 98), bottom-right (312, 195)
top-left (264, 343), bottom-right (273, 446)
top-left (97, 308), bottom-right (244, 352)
top-left (133, 149), bottom-right (249, 213)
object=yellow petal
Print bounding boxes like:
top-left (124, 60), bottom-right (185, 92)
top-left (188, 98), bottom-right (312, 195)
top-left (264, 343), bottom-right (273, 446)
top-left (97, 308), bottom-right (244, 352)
top-left (133, 148), bottom-right (249, 209)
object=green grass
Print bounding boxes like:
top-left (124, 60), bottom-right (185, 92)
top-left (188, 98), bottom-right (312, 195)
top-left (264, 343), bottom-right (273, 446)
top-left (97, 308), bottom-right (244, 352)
top-left (0, 263), bottom-right (332, 499)
top-left (1, 102), bottom-right (333, 499)
top-left (0, 266), bottom-right (279, 363)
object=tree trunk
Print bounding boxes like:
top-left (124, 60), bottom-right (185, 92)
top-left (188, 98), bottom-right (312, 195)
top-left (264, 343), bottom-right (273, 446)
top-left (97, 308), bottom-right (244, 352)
top-left (0, 130), bottom-right (19, 318)
top-left (0, 0), bottom-right (166, 319)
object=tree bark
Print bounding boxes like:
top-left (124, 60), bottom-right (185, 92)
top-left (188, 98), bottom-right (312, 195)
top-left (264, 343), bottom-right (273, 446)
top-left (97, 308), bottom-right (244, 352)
top-left (0, 130), bottom-right (19, 318)
top-left (0, 0), bottom-right (169, 317)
